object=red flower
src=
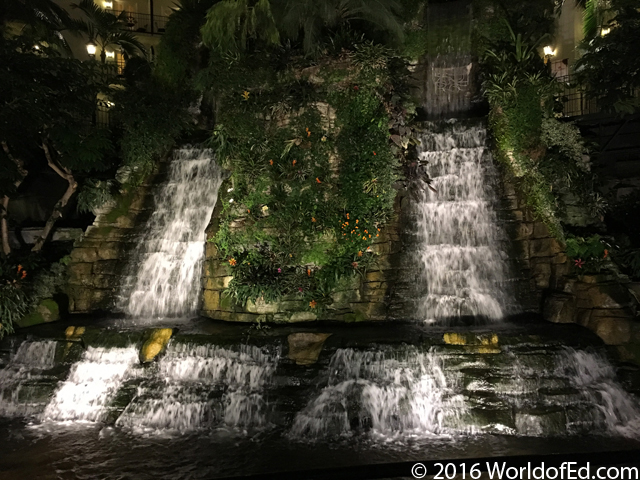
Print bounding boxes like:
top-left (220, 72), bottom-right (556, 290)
top-left (351, 261), bottom-right (358, 268)
top-left (604, 249), bottom-right (608, 259)
top-left (353, 85), bottom-right (359, 91)
top-left (574, 258), bottom-right (585, 269)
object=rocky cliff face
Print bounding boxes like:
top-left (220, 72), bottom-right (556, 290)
top-left (499, 166), bottom-right (640, 362)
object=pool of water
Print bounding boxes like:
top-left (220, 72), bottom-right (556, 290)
top-left (1, 317), bottom-right (640, 479)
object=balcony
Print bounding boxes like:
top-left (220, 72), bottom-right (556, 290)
top-left (108, 9), bottom-right (169, 35)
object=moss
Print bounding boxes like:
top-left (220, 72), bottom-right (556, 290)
top-left (344, 309), bottom-right (367, 323)
top-left (16, 299), bottom-right (60, 328)
top-left (104, 190), bottom-right (135, 223)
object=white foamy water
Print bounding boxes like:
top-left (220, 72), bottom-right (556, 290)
top-left (290, 348), bottom-right (469, 440)
top-left (0, 340), bottom-right (57, 417)
top-left (119, 148), bottom-right (222, 318)
top-left (116, 344), bottom-right (279, 434)
top-left (41, 346), bottom-right (138, 423)
top-left (558, 348), bottom-right (640, 437)
top-left (415, 122), bottom-right (511, 323)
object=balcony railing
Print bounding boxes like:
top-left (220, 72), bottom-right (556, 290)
top-left (108, 10), bottom-right (168, 35)
top-left (555, 74), bottom-right (599, 118)
top-left (556, 74), bottom-right (640, 118)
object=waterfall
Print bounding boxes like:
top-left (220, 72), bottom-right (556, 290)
top-left (414, 121), bottom-right (512, 324)
top-left (0, 340), bottom-right (57, 417)
top-left (41, 346), bottom-right (139, 423)
top-left (290, 347), bottom-right (470, 440)
top-left (115, 343), bottom-right (279, 434)
top-left (118, 148), bottom-right (222, 318)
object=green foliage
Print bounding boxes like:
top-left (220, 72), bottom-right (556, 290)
top-left (0, 254), bottom-right (68, 337)
top-left (112, 73), bottom-right (196, 187)
top-left (565, 234), bottom-right (609, 273)
top-left (77, 179), bottom-right (115, 214)
top-left (201, 0), bottom-right (280, 52)
top-left (207, 41), bottom-right (410, 308)
top-left (155, 0), bottom-right (218, 86)
top-left (575, 0), bottom-right (640, 114)
top-left (479, 4), bottom-right (602, 241)
top-left (201, 0), bottom-right (404, 54)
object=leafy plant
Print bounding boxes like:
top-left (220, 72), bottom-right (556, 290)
top-left (565, 234), bottom-right (609, 273)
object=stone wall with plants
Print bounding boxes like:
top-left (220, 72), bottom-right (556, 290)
top-left (66, 178), bottom-right (156, 313)
top-left (198, 42), bottom-right (418, 323)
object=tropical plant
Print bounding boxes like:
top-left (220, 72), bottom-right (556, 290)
top-left (201, 0), bottom-right (405, 54)
top-left (201, 0), bottom-right (280, 52)
top-left (70, 0), bottom-right (146, 63)
top-left (575, 0), bottom-right (640, 114)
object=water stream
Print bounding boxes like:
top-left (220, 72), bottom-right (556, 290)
top-left (118, 148), bottom-right (222, 318)
top-left (414, 122), bottom-right (512, 323)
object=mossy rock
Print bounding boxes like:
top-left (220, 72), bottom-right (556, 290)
top-left (140, 328), bottom-right (174, 363)
top-left (16, 299), bottom-right (60, 328)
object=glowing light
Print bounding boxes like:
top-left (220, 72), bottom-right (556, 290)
top-left (543, 46), bottom-right (556, 57)
top-left (601, 27), bottom-right (611, 36)
top-left (105, 50), bottom-right (115, 59)
top-left (103, 1), bottom-right (113, 8)
top-left (86, 42), bottom-right (97, 56)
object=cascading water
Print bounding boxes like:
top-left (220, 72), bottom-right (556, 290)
top-left (118, 148), bottom-right (222, 318)
top-left (290, 347), bottom-right (469, 440)
top-left (41, 346), bottom-right (139, 423)
top-left (0, 340), bottom-right (57, 417)
top-left (115, 343), bottom-right (279, 434)
top-left (414, 121), bottom-right (513, 324)
top-left (291, 345), bottom-right (640, 441)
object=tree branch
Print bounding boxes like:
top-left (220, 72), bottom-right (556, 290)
top-left (1, 142), bottom-right (29, 256)
top-left (32, 140), bottom-right (78, 252)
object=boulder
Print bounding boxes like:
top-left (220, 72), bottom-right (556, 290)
top-left (543, 293), bottom-right (577, 324)
top-left (287, 333), bottom-right (332, 365)
top-left (140, 328), bottom-right (173, 363)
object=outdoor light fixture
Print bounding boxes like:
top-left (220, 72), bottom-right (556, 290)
top-left (601, 27), bottom-right (611, 36)
top-left (86, 41), bottom-right (97, 57)
top-left (103, 1), bottom-right (113, 8)
top-left (105, 50), bottom-right (115, 59)
top-left (543, 45), bottom-right (556, 64)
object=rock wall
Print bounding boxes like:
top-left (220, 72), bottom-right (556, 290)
top-left (66, 176), bottom-right (157, 313)
top-left (499, 168), bottom-right (640, 363)
top-left (200, 179), bottom-right (405, 323)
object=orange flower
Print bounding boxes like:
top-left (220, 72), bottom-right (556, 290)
top-left (292, 159), bottom-right (297, 166)
top-left (346, 213), bottom-right (350, 219)
top-left (247, 209), bottom-right (251, 213)
top-left (345, 221), bottom-right (349, 225)
top-left (269, 159), bottom-right (274, 166)
top-left (604, 249), bottom-right (609, 259)
top-left (309, 300), bottom-right (317, 308)
top-left (306, 128), bottom-right (311, 137)
top-left (376, 234), bottom-right (379, 237)
top-left (312, 217), bottom-right (316, 222)
top-left (373, 151), bottom-right (377, 156)
top-left (316, 177), bottom-right (322, 184)
top-left (229, 258), bottom-right (237, 266)
top-left (356, 219), bottom-right (359, 224)
top-left (307, 268), bottom-right (311, 276)
top-left (357, 251), bottom-right (363, 257)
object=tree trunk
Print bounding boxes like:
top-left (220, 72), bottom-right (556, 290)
top-left (32, 140), bottom-right (78, 252)
top-left (1, 141), bottom-right (28, 256)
